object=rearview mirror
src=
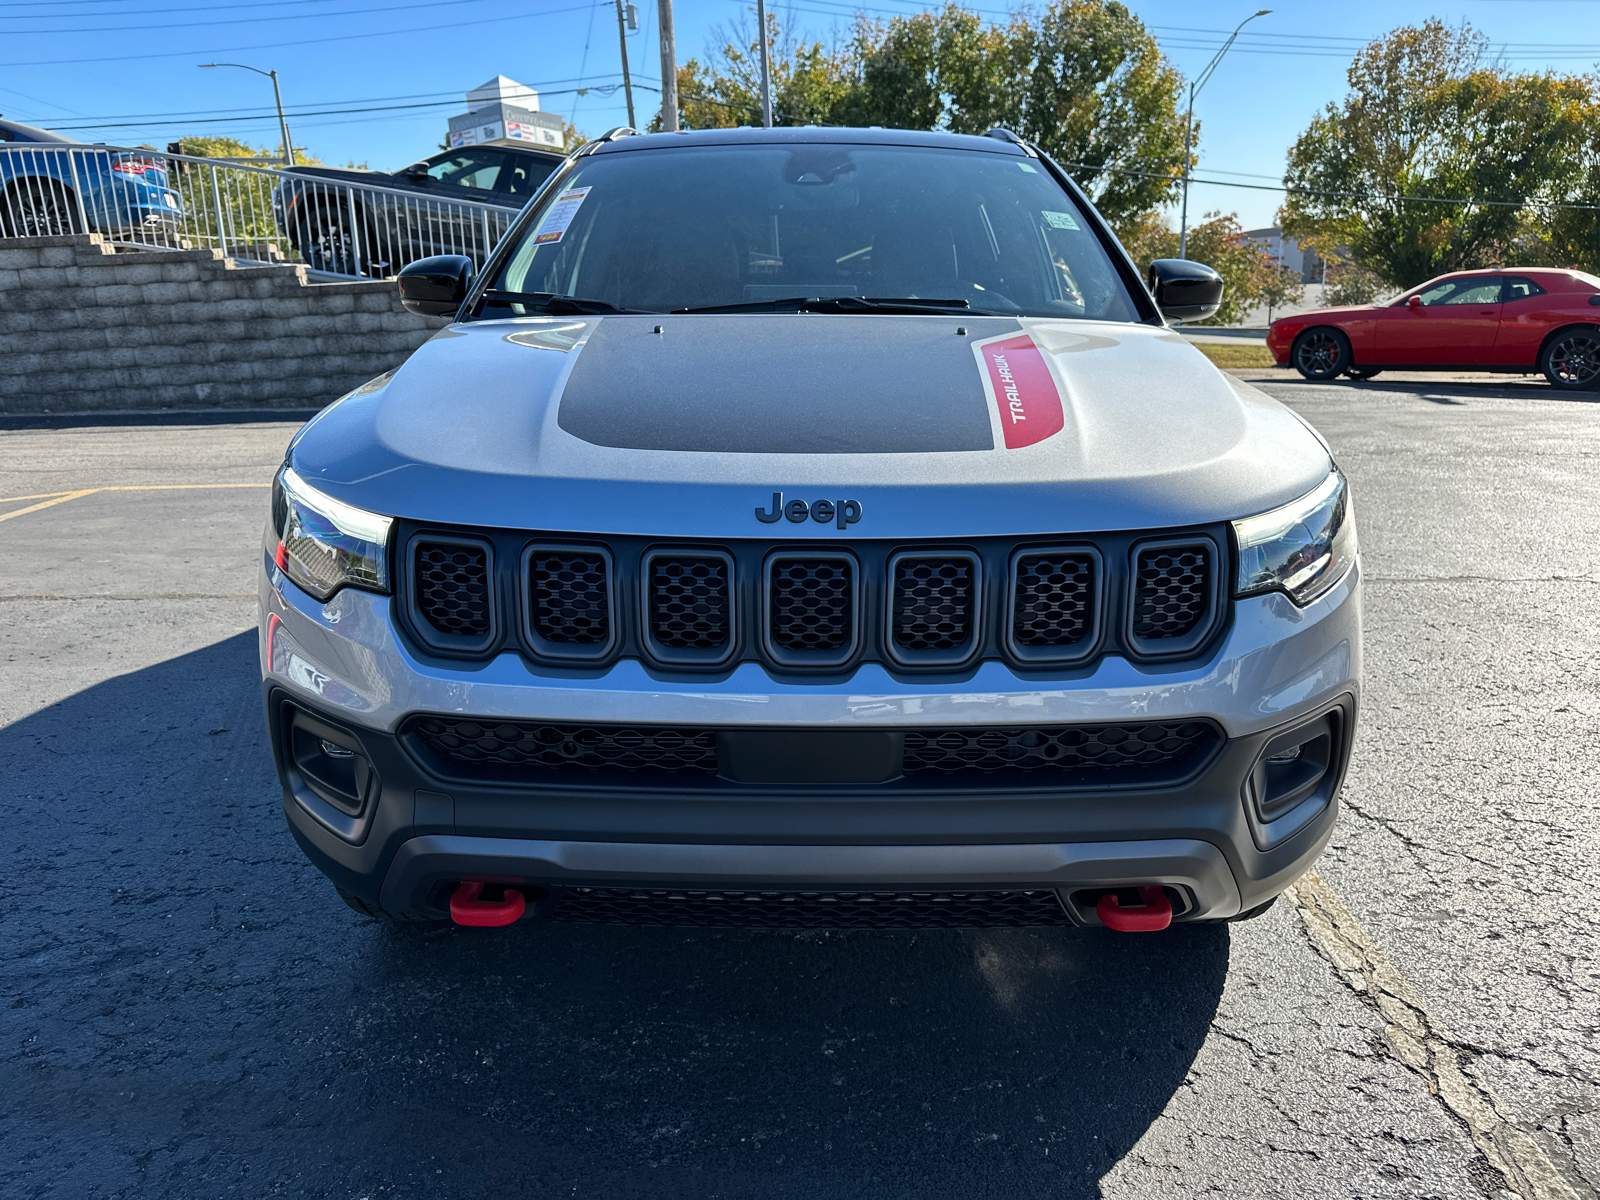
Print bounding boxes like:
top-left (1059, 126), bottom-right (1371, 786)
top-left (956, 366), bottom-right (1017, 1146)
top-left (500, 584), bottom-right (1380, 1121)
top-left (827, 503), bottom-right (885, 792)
top-left (397, 255), bottom-right (473, 317)
top-left (1407, 295), bottom-right (1423, 309)
top-left (1147, 259), bottom-right (1224, 322)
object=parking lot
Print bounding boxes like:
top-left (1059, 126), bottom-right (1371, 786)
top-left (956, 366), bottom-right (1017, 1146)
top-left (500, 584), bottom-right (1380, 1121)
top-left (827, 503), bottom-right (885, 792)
top-left (2, 373), bottom-right (1597, 1198)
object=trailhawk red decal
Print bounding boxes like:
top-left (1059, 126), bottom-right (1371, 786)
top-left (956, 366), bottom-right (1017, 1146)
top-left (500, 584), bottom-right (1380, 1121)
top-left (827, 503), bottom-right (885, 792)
top-left (978, 334), bottom-right (1064, 449)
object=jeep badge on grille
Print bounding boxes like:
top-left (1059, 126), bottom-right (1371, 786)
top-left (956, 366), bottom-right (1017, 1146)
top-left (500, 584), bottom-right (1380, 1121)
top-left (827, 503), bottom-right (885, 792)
top-left (755, 492), bottom-right (862, 530)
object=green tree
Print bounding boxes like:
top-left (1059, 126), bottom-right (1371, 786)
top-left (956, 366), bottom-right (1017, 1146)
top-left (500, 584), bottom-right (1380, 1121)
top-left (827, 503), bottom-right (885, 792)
top-left (1258, 265), bottom-right (1304, 324)
top-left (1121, 211), bottom-right (1270, 326)
top-left (1281, 20), bottom-right (1596, 288)
top-left (676, 1), bottom-right (1188, 234)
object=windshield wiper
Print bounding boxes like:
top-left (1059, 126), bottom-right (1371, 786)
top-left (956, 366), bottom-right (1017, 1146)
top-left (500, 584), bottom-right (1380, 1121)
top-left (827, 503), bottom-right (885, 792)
top-left (476, 290), bottom-right (643, 316)
top-left (672, 296), bottom-right (978, 315)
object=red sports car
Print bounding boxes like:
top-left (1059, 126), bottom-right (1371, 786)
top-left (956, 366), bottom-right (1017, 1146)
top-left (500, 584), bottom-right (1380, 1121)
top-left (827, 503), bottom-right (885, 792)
top-left (1267, 268), bottom-right (1600, 389)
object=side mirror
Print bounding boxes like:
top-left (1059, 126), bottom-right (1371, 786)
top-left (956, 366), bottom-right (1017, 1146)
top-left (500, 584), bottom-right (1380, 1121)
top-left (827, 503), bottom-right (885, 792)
top-left (1147, 259), bottom-right (1224, 322)
top-left (1407, 294), bottom-right (1423, 310)
top-left (397, 255), bottom-right (473, 317)
top-left (402, 164), bottom-right (431, 181)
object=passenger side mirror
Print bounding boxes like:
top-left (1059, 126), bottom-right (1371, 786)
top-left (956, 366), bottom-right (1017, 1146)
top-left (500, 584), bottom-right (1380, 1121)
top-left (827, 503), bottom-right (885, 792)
top-left (397, 255), bottom-right (473, 317)
top-left (402, 164), bottom-right (431, 182)
top-left (1407, 294), bottom-right (1423, 310)
top-left (1147, 259), bottom-right (1224, 322)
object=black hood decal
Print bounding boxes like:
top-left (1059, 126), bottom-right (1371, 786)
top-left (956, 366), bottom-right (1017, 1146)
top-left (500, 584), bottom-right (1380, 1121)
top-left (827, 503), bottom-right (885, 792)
top-left (557, 314), bottom-right (1020, 453)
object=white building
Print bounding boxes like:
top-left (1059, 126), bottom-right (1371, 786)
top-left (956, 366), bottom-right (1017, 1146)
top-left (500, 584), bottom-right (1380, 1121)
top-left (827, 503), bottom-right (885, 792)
top-left (447, 76), bottom-right (567, 150)
top-left (1245, 227), bottom-right (1324, 283)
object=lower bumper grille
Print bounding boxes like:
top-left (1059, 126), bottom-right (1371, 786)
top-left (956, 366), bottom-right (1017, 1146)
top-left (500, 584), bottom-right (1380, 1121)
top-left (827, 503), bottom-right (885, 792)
top-left (405, 717), bottom-right (1219, 786)
top-left (552, 887), bottom-right (1074, 928)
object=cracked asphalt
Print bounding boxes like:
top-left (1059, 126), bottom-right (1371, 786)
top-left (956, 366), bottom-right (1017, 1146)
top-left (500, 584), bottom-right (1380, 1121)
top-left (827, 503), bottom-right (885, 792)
top-left (1, 374), bottom-right (1596, 1198)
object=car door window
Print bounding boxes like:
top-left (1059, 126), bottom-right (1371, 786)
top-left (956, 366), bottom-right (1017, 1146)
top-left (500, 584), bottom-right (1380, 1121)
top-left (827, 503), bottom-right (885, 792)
top-left (1501, 276), bottom-right (1547, 302)
top-left (424, 150), bottom-right (508, 192)
top-left (1439, 279), bottom-right (1503, 305)
top-left (1413, 278), bottom-right (1502, 306)
top-left (498, 155), bottom-right (560, 200)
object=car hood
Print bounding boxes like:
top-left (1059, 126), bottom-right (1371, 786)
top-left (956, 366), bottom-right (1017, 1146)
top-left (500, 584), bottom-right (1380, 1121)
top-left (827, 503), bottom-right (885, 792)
top-left (1275, 305), bottom-right (1382, 326)
top-left (290, 314), bottom-right (1332, 538)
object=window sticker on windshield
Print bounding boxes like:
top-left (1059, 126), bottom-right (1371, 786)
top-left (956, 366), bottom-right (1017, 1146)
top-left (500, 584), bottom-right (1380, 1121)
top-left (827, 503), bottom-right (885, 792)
top-left (1017, 162), bottom-right (1038, 173)
top-left (533, 186), bottom-right (591, 245)
top-left (1042, 210), bottom-right (1081, 231)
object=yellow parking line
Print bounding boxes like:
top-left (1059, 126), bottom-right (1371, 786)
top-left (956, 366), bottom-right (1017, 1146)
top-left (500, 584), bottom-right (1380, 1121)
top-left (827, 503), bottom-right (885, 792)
top-left (0, 482), bottom-right (269, 505)
top-left (0, 489), bottom-right (100, 523)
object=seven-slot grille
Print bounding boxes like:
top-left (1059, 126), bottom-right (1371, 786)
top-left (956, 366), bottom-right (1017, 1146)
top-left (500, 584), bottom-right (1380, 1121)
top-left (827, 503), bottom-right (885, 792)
top-left (891, 555), bottom-right (976, 653)
top-left (648, 554), bottom-right (731, 650)
top-left (1132, 544), bottom-right (1210, 640)
top-left (768, 556), bottom-right (854, 654)
top-left (529, 549), bottom-right (610, 645)
top-left (414, 541), bottom-right (491, 638)
top-left (404, 533), bottom-right (1223, 668)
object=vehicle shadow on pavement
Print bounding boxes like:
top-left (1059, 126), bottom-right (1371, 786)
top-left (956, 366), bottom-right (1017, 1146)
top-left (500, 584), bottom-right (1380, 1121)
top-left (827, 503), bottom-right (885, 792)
top-left (0, 632), bottom-right (1228, 1200)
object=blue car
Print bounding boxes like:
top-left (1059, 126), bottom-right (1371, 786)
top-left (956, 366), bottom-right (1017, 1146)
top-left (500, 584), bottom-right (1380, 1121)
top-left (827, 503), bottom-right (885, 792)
top-left (0, 118), bottom-right (183, 238)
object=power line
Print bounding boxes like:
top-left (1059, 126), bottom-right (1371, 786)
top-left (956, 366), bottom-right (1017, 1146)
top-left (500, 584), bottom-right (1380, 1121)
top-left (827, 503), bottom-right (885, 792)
top-left (5, 0), bottom-right (513, 36)
top-left (0, 0), bottom-right (607, 66)
top-left (1063, 159), bottom-right (1600, 212)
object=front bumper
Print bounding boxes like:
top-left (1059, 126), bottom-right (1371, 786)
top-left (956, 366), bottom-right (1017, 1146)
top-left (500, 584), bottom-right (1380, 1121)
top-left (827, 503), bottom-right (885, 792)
top-left (261, 556), bottom-right (1361, 924)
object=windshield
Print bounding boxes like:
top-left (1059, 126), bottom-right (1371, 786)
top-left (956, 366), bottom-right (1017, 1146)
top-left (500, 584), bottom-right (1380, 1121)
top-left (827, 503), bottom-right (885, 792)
top-left (484, 142), bottom-right (1142, 321)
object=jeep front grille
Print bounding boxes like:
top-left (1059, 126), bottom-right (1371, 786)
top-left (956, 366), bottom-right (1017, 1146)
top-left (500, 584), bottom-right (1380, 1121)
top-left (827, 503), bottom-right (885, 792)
top-left (891, 554), bottom-right (976, 653)
top-left (1011, 550), bottom-right (1096, 650)
top-left (648, 553), bottom-right (731, 650)
top-left (1132, 544), bottom-right (1210, 640)
top-left (414, 541), bottom-right (491, 638)
top-left (768, 555), bottom-right (855, 657)
top-left (529, 549), bottom-right (610, 645)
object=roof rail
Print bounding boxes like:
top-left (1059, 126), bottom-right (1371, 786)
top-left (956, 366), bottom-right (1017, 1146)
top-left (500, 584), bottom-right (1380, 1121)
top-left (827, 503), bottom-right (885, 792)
top-left (983, 127), bottom-right (1037, 155)
top-left (593, 126), bottom-right (642, 144)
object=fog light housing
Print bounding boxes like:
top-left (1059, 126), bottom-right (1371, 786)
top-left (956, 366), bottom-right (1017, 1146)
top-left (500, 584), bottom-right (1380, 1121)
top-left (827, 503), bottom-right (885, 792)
top-left (1243, 710), bottom-right (1343, 850)
top-left (279, 702), bottom-right (380, 842)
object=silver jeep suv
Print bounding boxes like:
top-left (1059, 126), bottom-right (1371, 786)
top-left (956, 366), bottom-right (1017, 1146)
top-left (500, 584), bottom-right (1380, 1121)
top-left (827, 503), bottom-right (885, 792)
top-left (260, 126), bottom-right (1359, 932)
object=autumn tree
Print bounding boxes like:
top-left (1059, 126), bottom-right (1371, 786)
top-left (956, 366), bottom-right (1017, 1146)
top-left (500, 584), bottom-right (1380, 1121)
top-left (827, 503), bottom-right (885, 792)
top-left (673, 1), bottom-right (1189, 235)
top-left (1281, 20), bottom-right (1596, 288)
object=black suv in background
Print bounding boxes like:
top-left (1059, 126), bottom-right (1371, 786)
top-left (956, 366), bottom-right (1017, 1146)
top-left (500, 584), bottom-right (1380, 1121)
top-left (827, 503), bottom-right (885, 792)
top-left (272, 141), bottom-right (565, 277)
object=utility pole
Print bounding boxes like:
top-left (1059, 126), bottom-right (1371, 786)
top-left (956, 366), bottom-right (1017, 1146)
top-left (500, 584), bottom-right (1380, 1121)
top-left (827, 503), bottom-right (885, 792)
top-left (1178, 9), bottom-right (1269, 259)
top-left (199, 62), bottom-right (294, 165)
top-left (755, 0), bottom-right (773, 128)
top-left (658, 0), bottom-right (678, 131)
top-left (614, 0), bottom-right (637, 129)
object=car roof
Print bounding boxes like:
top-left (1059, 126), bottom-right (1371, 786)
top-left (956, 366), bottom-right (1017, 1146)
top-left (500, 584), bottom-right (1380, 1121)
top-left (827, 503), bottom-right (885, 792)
top-left (0, 118), bottom-right (75, 144)
top-left (588, 125), bottom-right (1029, 157)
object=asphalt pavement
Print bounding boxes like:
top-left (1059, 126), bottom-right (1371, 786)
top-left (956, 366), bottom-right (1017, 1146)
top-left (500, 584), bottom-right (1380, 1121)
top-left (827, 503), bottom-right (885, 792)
top-left (1, 375), bottom-right (1596, 1198)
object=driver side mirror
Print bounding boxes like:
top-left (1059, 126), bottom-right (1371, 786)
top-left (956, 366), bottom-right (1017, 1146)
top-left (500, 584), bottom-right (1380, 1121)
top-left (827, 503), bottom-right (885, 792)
top-left (1147, 259), bottom-right (1224, 322)
top-left (397, 255), bottom-right (473, 317)
top-left (402, 164), bottom-right (432, 183)
top-left (1407, 295), bottom-right (1423, 310)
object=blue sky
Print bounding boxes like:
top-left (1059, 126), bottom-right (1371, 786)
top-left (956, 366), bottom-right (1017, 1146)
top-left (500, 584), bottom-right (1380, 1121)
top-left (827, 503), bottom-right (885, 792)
top-left (1, 0), bottom-right (1591, 230)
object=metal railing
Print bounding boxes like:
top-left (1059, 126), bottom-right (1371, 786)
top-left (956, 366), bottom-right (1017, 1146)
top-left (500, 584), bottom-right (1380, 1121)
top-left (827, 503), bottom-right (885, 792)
top-left (0, 142), bottom-right (522, 279)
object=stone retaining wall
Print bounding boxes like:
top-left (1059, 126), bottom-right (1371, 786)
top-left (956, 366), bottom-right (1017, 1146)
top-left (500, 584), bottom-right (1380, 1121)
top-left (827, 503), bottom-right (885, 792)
top-left (0, 234), bottom-right (449, 413)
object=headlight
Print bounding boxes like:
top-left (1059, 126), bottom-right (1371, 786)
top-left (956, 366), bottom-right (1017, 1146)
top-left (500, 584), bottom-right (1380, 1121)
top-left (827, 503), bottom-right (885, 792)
top-left (1233, 470), bottom-right (1356, 606)
top-left (269, 466), bottom-right (392, 601)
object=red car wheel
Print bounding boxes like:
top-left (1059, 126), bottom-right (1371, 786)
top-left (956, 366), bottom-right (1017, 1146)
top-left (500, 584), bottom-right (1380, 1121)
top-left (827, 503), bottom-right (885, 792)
top-left (1291, 328), bottom-right (1350, 382)
top-left (1541, 328), bottom-right (1600, 391)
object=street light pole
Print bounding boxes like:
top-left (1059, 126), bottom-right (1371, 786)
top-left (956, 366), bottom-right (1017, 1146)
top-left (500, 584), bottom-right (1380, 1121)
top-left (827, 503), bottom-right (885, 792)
top-left (199, 62), bottom-right (294, 165)
top-left (755, 0), bottom-right (773, 128)
top-left (1178, 10), bottom-right (1269, 260)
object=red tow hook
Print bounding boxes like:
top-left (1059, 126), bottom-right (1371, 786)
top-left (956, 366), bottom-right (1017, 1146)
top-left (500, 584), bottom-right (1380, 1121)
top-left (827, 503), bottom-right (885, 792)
top-left (449, 881), bottom-right (526, 927)
top-left (1096, 886), bottom-right (1173, 932)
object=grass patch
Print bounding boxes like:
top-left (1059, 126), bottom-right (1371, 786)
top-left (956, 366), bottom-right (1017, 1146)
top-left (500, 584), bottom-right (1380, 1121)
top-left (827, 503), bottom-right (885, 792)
top-left (1193, 342), bottom-right (1277, 369)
